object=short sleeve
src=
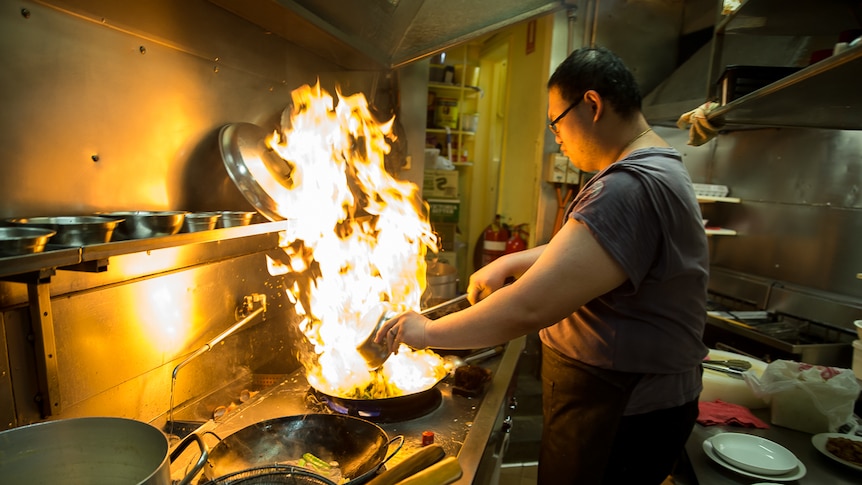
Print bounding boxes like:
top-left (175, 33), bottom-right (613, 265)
top-left (569, 171), bottom-right (661, 291)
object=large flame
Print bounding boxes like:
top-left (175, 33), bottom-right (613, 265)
top-left (265, 83), bottom-right (447, 398)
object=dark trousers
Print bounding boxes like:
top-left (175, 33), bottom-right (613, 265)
top-left (539, 344), bottom-right (699, 485)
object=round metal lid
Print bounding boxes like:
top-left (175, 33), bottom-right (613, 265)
top-left (218, 122), bottom-right (291, 222)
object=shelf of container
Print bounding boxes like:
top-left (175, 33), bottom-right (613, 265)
top-left (706, 46), bottom-right (862, 130)
top-left (697, 196), bottom-right (741, 204)
top-left (0, 220), bottom-right (292, 279)
top-left (705, 228), bottom-right (737, 236)
top-left (452, 162), bottom-right (474, 167)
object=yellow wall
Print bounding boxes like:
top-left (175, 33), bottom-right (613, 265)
top-left (467, 15), bottom-right (556, 266)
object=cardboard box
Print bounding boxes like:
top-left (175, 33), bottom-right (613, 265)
top-left (423, 170), bottom-right (459, 199)
top-left (427, 198), bottom-right (460, 223)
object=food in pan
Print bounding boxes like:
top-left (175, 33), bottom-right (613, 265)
top-left (825, 437), bottom-right (862, 466)
top-left (287, 452), bottom-right (346, 483)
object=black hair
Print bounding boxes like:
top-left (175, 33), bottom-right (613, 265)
top-left (547, 46), bottom-right (642, 118)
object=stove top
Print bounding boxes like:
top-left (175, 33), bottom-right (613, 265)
top-left (169, 337), bottom-right (525, 484)
top-left (705, 296), bottom-right (853, 366)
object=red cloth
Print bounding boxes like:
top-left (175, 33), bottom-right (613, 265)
top-left (697, 400), bottom-right (769, 428)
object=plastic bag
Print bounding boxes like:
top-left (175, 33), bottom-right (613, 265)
top-left (744, 360), bottom-right (860, 434)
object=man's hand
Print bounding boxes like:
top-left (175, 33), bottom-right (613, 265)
top-left (374, 310), bottom-right (431, 352)
top-left (466, 262), bottom-right (508, 304)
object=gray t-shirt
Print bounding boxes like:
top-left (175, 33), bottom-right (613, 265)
top-left (539, 147), bottom-right (708, 413)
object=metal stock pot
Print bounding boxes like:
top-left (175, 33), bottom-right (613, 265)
top-left (0, 416), bottom-right (206, 485)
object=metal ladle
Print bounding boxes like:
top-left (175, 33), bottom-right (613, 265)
top-left (356, 294), bottom-right (469, 370)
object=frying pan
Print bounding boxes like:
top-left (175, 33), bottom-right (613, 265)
top-left (204, 414), bottom-right (403, 484)
top-left (309, 383), bottom-right (443, 423)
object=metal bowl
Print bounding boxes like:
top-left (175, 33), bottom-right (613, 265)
top-left (216, 211), bottom-right (256, 228)
top-left (0, 227), bottom-right (57, 257)
top-left (7, 216), bottom-right (123, 247)
top-left (181, 212), bottom-right (221, 233)
top-left (101, 211), bottom-right (187, 240)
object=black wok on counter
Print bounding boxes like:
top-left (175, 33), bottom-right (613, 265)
top-left (169, 336), bottom-right (525, 484)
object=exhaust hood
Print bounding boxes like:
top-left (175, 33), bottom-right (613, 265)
top-left (208, 0), bottom-right (575, 69)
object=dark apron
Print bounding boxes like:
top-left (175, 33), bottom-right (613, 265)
top-left (539, 344), bottom-right (641, 485)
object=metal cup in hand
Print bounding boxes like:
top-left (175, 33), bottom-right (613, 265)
top-left (356, 303), bottom-right (396, 370)
top-left (356, 295), bottom-right (470, 370)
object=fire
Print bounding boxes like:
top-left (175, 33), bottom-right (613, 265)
top-left (265, 82), bottom-right (447, 398)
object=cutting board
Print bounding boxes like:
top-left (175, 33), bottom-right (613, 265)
top-left (700, 349), bottom-right (768, 409)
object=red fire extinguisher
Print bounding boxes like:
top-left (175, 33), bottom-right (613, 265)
top-left (505, 224), bottom-right (528, 254)
top-left (480, 214), bottom-right (509, 267)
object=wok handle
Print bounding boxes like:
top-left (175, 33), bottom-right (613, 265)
top-left (382, 435), bottom-right (406, 465)
top-left (419, 294), bottom-right (469, 316)
top-left (170, 432), bottom-right (209, 485)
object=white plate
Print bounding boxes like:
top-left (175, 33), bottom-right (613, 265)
top-left (703, 438), bottom-right (807, 481)
top-left (811, 433), bottom-right (862, 472)
top-left (710, 433), bottom-right (797, 475)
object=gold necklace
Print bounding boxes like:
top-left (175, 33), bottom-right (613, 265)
top-left (617, 127), bottom-right (652, 160)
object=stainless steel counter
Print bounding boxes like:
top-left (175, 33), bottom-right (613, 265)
top-left (682, 409), bottom-right (862, 484)
top-left (170, 336), bottom-right (525, 484)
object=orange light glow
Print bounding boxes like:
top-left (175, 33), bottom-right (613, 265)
top-left (266, 82), bottom-right (446, 398)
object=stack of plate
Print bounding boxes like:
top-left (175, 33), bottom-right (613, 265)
top-left (702, 433), bottom-right (806, 481)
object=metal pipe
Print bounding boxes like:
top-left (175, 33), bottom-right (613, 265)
top-left (171, 294), bottom-right (267, 380)
top-left (566, 7), bottom-right (578, 55)
top-left (581, 0), bottom-right (593, 48)
top-left (582, 0), bottom-right (601, 48)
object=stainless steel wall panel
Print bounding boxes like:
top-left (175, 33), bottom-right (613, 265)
top-left (0, 1), bottom-right (405, 428)
top-left (709, 128), bottom-right (861, 207)
top-left (768, 284), bottom-right (862, 330)
top-left (48, 251), bottom-right (294, 416)
top-left (592, 0), bottom-right (686, 98)
top-left (656, 126), bottom-right (716, 184)
top-left (683, 126), bottom-right (862, 320)
top-left (210, 0), bottom-right (575, 69)
top-left (0, 0), bottom-right (356, 220)
top-left (707, 267), bottom-right (773, 307)
top-left (708, 200), bottom-right (862, 296)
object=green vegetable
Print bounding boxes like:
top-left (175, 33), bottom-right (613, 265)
top-left (303, 452), bottom-right (331, 471)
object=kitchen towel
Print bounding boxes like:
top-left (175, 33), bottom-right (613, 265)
top-left (677, 102), bottom-right (720, 146)
top-left (697, 399), bottom-right (769, 428)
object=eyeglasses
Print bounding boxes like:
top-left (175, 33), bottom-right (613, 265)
top-left (548, 96), bottom-right (582, 134)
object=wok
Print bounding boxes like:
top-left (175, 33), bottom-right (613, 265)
top-left (205, 414), bottom-right (403, 484)
top-left (310, 383), bottom-right (443, 423)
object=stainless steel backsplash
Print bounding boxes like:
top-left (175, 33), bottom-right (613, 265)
top-left (660, 126), bottom-right (862, 328)
top-left (0, 0), bottom-right (393, 429)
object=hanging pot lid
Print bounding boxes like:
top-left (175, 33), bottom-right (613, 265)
top-left (218, 122), bottom-right (290, 222)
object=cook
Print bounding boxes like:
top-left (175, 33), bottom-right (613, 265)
top-left (377, 46), bottom-right (709, 484)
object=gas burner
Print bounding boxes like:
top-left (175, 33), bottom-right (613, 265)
top-left (305, 387), bottom-right (442, 423)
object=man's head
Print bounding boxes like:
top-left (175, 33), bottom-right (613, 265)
top-left (547, 47), bottom-right (642, 120)
top-left (546, 47), bottom-right (649, 172)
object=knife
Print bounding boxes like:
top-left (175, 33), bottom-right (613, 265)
top-left (702, 362), bottom-right (746, 379)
